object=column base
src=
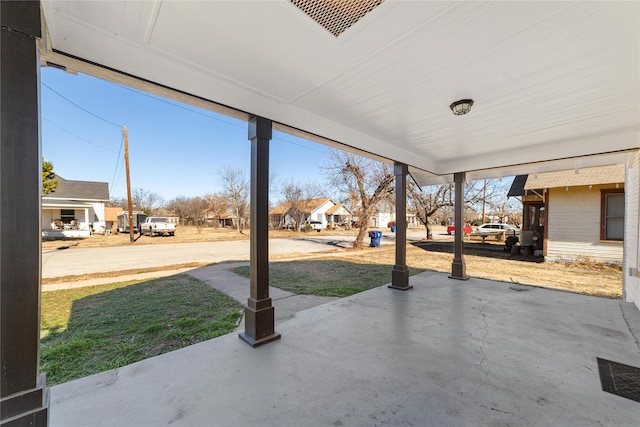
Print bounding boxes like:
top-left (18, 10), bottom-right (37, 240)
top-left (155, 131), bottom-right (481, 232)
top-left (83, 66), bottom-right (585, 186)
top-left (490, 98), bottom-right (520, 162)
top-left (239, 301), bottom-right (281, 348)
top-left (1, 374), bottom-right (49, 427)
top-left (449, 259), bottom-right (469, 281)
top-left (239, 331), bottom-right (282, 348)
top-left (389, 265), bottom-right (412, 290)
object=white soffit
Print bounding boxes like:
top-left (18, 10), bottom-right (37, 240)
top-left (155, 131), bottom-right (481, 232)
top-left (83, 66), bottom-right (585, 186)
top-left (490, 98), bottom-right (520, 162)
top-left (40, 1), bottom-right (640, 177)
top-left (410, 150), bottom-right (637, 187)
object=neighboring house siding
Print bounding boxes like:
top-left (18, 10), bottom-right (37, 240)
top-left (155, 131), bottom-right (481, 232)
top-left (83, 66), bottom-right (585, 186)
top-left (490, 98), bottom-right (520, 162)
top-left (311, 199), bottom-right (335, 227)
top-left (546, 187), bottom-right (623, 264)
top-left (624, 152), bottom-right (640, 309)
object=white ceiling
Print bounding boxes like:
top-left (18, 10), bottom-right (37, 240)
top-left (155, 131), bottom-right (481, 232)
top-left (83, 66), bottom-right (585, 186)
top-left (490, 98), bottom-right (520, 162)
top-left (40, 1), bottom-right (639, 185)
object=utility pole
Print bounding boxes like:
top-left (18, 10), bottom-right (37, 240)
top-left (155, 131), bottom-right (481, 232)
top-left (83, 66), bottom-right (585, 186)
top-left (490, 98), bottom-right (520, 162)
top-left (124, 125), bottom-right (135, 242)
top-left (481, 178), bottom-right (487, 224)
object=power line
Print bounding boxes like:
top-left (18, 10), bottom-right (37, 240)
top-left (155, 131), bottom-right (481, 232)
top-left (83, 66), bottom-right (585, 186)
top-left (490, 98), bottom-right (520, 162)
top-left (42, 82), bottom-right (122, 128)
top-left (110, 133), bottom-right (125, 194)
top-left (272, 135), bottom-right (329, 155)
top-left (113, 82), bottom-right (246, 129)
top-left (43, 117), bottom-right (117, 153)
top-left (113, 81), bottom-right (329, 155)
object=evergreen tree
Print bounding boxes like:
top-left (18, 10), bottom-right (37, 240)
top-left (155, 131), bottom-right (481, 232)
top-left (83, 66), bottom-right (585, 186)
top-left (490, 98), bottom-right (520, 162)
top-left (42, 159), bottom-right (58, 195)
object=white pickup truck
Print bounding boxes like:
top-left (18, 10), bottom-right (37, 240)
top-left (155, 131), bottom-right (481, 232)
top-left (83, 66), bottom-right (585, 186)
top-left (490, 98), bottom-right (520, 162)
top-left (140, 217), bottom-right (176, 237)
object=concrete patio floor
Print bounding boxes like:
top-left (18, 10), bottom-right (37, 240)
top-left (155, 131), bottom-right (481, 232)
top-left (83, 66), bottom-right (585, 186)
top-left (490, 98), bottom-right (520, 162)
top-left (49, 272), bottom-right (640, 426)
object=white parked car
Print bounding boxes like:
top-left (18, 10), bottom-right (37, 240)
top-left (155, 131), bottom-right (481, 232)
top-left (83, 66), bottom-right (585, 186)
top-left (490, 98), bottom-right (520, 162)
top-left (304, 221), bottom-right (323, 232)
top-left (471, 223), bottom-right (520, 236)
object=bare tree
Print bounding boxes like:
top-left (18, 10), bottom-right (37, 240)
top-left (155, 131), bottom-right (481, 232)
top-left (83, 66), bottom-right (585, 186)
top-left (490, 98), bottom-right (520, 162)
top-left (280, 181), bottom-right (305, 230)
top-left (203, 193), bottom-right (230, 227)
top-left (132, 188), bottom-right (164, 215)
top-left (491, 195), bottom-right (523, 227)
top-left (408, 177), bottom-right (511, 239)
top-left (466, 178), bottom-right (514, 224)
top-left (408, 182), bottom-right (453, 239)
top-left (166, 196), bottom-right (190, 223)
top-left (218, 165), bottom-right (249, 233)
top-left (324, 150), bottom-right (394, 249)
top-left (186, 197), bottom-right (209, 232)
top-left (108, 196), bottom-right (128, 208)
top-left (167, 196), bottom-right (206, 228)
top-left (277, 180), bottom-right (325, 230)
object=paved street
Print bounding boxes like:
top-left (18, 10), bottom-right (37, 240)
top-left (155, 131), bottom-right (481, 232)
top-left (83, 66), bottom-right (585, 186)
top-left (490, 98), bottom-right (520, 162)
top-left (41, 230), bottom-right (441, 279)
top-left (42, 238), bottom-right (325, 278)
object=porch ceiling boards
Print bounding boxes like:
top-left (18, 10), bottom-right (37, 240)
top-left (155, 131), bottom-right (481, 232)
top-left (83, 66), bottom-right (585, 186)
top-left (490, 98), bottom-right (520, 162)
top-left (39, 1), bottom-right (639, 184)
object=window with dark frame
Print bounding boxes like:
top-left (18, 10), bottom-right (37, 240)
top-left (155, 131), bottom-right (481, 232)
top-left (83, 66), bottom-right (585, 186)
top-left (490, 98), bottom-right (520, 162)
top-left (601, 190), bottom-right (624, 241)
top-left (60, 209), bottom-right (75, 224)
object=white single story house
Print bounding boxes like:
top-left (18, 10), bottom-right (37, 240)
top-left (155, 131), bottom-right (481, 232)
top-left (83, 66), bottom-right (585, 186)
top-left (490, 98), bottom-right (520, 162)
top-left (270, 197), bottom-right (351, 230)
top-left (508, 164), bottom-right (625, 264)
top-left (353, 198), bottom-right (419, 229)
top-left (42, 176), bottom-right (109, 238)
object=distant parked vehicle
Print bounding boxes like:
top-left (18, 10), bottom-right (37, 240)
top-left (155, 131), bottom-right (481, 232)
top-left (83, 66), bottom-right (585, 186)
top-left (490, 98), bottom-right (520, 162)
top-left (140, 217), bottom-right (176, 236)
top-left (303, 221), bottom-right (323, 232)
top-left (470, 223), bottom-right (520, 242)
top-left (447, 223), bottom-right (473, 235)
top-left (472, 223), bottom-right (520, 235)
top-left (117, 211), bottom-right (147, 234)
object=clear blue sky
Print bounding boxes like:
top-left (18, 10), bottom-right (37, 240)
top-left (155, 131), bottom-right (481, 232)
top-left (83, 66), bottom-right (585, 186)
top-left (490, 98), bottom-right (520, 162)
top-left (41, 67), bottom-right (333, 202)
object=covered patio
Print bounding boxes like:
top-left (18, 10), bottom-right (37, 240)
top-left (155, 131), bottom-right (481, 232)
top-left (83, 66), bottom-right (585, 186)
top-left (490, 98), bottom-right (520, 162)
top-left (1, 1), bottom-right (639, 426)
top-left (49, 272), bottom-right (640, 426)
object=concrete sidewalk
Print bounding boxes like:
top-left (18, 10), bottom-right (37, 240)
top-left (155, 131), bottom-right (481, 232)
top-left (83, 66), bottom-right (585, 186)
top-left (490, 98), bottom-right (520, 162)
top-left (42, 262), bottom-right (338, 326)
top-left (186, 263), bottom-right (339, 324)
top-left (49, 272), bottom-right (640, 426)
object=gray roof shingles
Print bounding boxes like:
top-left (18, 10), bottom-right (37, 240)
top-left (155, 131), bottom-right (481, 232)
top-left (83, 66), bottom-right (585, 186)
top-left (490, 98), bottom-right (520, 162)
top-left (45, 176), bottom-right (109, 201)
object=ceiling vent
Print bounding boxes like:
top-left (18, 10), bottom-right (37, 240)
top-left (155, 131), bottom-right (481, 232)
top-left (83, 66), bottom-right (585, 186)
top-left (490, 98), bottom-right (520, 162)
top-left (290, 0), bottom-right (385, 37)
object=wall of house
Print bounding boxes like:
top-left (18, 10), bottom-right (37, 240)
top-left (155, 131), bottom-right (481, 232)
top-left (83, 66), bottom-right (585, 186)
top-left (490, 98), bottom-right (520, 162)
top-left (623, 152), bottom-right (640, 309)
top-left (91, 202), bottom-right (105, 222)
top-left (546, 186), bottom-right (623, 264)
top-left (314, 199), bottom-right (336, 227)
top-left (375, 212), bottom-right (393, 228)
top-left (42, 210), bottom-right (55, 229)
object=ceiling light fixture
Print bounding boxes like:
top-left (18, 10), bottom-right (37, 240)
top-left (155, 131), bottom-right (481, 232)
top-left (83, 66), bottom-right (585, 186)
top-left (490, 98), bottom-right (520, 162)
top-left (449, 99), bottom-right (474, 116)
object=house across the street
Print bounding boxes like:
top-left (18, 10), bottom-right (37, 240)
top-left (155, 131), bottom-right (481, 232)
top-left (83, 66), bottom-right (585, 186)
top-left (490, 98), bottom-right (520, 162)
top-left (269, 197), bottom-right (351, 230)
top-left (42, 176), bottom-right (109, 238)
top-left (508, 164), bottom-right (625, 264)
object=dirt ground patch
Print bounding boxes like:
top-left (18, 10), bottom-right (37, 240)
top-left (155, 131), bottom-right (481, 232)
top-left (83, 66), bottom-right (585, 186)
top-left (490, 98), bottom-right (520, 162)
top-left (346, 242), bottom-right (622, 299)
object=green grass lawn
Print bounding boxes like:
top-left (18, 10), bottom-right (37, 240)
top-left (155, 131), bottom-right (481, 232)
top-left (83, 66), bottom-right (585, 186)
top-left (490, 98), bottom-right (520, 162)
top-left (233, 259), bottom-right (424, 297)
top-left (41, 274), bottom-right (242, 385)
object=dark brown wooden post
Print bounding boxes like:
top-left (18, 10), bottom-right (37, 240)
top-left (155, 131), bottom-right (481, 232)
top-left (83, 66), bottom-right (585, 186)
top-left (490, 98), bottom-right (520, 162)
top-left (239, 116), bottom-right (281, 347)
top-left (449, 172), bottom-right (469, 280)
top-left (389, 163), bottom-right (412, 290)
top-left (1, 1), bottom-right (50, 425)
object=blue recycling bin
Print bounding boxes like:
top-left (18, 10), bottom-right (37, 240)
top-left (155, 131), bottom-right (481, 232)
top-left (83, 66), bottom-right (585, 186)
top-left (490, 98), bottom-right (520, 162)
top-left (369, 230), bottom-right (382, 247)
top-left (390, 225), bottom-right (396, 233)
